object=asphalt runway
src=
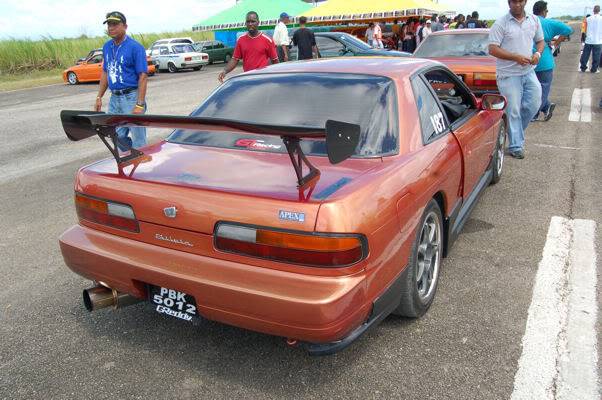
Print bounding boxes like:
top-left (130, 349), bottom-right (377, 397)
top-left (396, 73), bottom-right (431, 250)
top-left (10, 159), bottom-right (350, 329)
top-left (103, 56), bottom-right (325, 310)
top-left (0, 37), bottom-right (600, 400)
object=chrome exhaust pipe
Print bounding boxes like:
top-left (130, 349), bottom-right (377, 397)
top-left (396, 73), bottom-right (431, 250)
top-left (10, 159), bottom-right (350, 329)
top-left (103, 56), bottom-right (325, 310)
top-left (83, 284), bottom-right (142, 312)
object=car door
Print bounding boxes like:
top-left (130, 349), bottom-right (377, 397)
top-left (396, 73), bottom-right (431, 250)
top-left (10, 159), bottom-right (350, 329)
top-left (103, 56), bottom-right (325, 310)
top-left (315, 36), bottom-right (346, 58)
top-left (421, 67), bottom-right (497, 198)
top-left (158, 46), bottom-right (170, 69)
top-left (80, 54), bottom-right (103, 81)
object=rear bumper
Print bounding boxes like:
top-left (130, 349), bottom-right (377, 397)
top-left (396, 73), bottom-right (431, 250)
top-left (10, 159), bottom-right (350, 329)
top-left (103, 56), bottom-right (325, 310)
top-left (59, 225), bottom-right (371, 343)
top-left (180, 60), bottom-right (208, 68)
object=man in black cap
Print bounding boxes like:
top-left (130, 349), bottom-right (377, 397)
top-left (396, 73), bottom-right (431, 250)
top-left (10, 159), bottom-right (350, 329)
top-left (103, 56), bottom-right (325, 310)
top-left (94, 11), bottom-right (149, 151)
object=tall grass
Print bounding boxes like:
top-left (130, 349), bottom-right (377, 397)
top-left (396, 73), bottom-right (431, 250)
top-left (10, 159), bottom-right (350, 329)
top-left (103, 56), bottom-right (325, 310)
top-left (0, 31), bottom-right (214, 76)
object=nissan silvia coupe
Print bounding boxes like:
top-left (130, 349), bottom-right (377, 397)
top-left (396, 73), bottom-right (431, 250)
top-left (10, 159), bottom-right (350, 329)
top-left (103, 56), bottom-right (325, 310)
top-left (413, 29), bottom-right (498, 96)
top-left (59, 58), bottom-right (507, 355)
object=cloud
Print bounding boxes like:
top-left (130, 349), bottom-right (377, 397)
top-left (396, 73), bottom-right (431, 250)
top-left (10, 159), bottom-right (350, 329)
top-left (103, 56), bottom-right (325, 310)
top-left (0, 0), bottom-right (236, 39)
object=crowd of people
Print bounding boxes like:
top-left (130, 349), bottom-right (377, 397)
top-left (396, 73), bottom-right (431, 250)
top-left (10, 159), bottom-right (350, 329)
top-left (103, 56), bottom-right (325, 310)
top-left (94, 4), bottom-right (600, 156)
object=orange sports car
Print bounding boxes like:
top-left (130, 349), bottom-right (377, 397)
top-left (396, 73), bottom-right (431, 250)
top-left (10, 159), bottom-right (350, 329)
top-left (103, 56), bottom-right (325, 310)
top-left (63, 49), bottom-right (156, 85)
top-left (59, 58), bottom-right (507, 355)
top-left (413, 29), bottom-right (498, 96)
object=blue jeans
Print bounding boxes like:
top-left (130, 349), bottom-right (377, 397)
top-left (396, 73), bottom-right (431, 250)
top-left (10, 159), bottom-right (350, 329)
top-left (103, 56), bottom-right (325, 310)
top-left (535, 69), bottom-right (554, 114)
top-left (108, 90), bottom-right (147, 151)
top-left (496, 71), bottom-right (542, 152)
top-left (580, 43), bottom-right (601, 72)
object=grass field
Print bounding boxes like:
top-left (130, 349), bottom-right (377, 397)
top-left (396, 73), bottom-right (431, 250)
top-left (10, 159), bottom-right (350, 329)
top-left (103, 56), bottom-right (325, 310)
top-left (0, 31), bottom-right (213, 91)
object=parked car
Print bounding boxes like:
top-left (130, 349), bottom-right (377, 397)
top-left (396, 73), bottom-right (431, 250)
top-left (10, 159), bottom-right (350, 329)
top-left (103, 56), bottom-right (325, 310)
top-left (76, 48), bottom-right (102, 64)
top-left (288, 32), bottom-right (411, 61)
top-left (146, 37), bottom-right (194, 56)
top-left (59, 58), bottom-right (507, 355)
top-left (193, 40), bottom-right (234, 64)
top-left (413, 29), bottom-right (497, 96)
top-left (150, 43), bottom-right (209, 73)
top-left (63, 50), bottom-right (156, 85)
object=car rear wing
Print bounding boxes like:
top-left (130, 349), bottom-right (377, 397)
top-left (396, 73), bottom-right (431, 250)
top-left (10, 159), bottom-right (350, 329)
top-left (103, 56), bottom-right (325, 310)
top-left (60, 110), bottom-right (360, 187)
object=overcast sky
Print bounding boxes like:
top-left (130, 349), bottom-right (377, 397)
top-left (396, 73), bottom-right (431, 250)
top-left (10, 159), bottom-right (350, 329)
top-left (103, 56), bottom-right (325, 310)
top-left (0, 0), bottom-right (596, 40)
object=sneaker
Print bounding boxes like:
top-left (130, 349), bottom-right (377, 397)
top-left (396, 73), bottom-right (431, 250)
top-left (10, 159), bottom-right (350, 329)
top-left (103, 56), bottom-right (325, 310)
top-left (531, 113), bottom-right (540, 122)
top-left (543, 103), bottom-right (556, 121)
top-left (593, 70), bottom-right (600, 74)
top-left (509, 150), bottom-right (525, 159)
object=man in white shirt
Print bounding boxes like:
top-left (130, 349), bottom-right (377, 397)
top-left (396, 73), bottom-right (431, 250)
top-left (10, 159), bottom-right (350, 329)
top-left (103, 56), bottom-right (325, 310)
top-left (373, 22), bottom-right (384, 49)
top-left (273, 12), bottom-right (291, 62)
top-left (365, 23), bottom-right (375, 47)
top-left (579, 5), bottom-right (602, 73)
top-left (422, 20), bottom-right (433, 40)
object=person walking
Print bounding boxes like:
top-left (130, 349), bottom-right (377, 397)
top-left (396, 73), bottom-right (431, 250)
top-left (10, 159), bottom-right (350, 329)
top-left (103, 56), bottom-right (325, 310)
top-left (489, 0), bottom-right (545, 159)
top-left (292, 16), bottom-right (317, 60)
top-left (579, 6), bottom-right (602, 73)
top-left (373, 21), bottom-right (384, 49)
top-left (273, 12), bottom-right (291, 62)
top-left (94, 11), bottom-right (148, 152)
top-left (219, 11), bottom-right (278, 83)
top-left (532, 1), bottom-right (573, 121)
top-left (365, 23), bottom-right (375, 48)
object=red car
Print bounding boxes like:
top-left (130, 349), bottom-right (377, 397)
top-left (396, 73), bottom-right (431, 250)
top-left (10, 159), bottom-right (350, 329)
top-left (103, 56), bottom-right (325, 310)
top-left (413, 29), bottom-right (498, 96)
top-left (59, 58), bottom-right (507, 355)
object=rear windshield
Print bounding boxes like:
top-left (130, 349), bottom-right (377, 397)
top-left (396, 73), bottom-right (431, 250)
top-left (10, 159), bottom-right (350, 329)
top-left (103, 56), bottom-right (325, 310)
top-left (168, 73), bottom-right (398, 157)
top-left (172, 44), bottom-right (195, 53)
top-left (414, 33), bottom-right (490, 57)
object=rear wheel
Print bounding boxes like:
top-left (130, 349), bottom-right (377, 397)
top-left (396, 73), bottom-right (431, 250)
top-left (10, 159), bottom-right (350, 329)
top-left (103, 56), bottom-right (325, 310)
top-left (193, 66), bottom-right (202, 71)
top-left (393, 199), bottom-right (443, 318)
top-left (167, 62), bottom-right (178, 73)
top-left (67, 72), bottom-right (78, 85)
top-left (491, 121), bottom-right (506, 184)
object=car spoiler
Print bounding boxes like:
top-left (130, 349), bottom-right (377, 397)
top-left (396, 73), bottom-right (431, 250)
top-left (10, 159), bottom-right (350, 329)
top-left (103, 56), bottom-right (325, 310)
top-left (60, 110), bottom-right (360, 187)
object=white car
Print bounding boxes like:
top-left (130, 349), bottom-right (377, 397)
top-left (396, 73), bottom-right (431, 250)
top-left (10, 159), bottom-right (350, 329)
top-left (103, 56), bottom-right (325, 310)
top-left (146, 37), bottom-right (193, 56)
top-left (150, 43), bottom-right (209, 73)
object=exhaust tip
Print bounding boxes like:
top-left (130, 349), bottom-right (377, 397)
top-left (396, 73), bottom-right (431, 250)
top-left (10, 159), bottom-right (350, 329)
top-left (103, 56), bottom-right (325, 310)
top-left (83, 289), bottom-right (94, 312)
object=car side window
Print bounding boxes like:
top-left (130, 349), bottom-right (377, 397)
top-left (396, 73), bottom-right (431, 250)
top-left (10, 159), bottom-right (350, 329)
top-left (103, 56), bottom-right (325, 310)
top-left (423, 69), bottom-right (475, 125)
top-left (159, 47), bottom-right (169, 55)
top-left (316, 37), bottom-right (344, 57)
top-left (215, 42), bottom-right (224, 49)
top-left (90, 55), bottom-right (103, 64)
top-left (411, 77), bottom-right (448, 143)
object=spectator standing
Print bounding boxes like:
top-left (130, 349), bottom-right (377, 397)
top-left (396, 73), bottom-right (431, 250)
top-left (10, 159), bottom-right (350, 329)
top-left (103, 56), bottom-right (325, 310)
top-left (449, 16), bottom-right (459, 29)
top-left (401, 19), bottom-right (416, 52)
top-left (455, 14), bottom-right (466, 29)
top-left (95, 11), bottom-right (148, 152)
top-left (273, 12), bottom-right (291, 62)
top-left (392, 20), bottom-right (402, 49)
top-left (292, 17), bottom-right (317, 60)
top-left (219, 11), bottom-right (278, 83)
top-left (532, 1), bottom-right (573, 121)
top-left (422, 20), bottom-right (433, 41)
top-left (466, 11), bottom-right (485, 28)
top-left (489, 0), bottom-right (545, 159)
top-left (374, 21), bottom-right (384, 49)
top-left (365, 23), bottom-right (375, 47)
top-left (416, 19), bottom-right (426, 47)
top-left (431, 14), bottom-right (444, 32)
top-left (581, 15), bottom-right (590, 46)
top-left (579, 6), bottom-right (602, 73)
top-left (440, 16), bottom-right (449, 30)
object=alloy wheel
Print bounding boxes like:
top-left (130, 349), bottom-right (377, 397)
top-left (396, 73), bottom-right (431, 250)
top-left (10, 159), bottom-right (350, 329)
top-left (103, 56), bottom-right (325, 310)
top-left (416, 211), bottom-right (441, 300)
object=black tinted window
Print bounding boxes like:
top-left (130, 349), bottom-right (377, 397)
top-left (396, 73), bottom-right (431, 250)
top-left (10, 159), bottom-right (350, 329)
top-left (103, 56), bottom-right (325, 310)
top-left (411, 77), bottom-right (447, 143)
top-left (316, 37), bottom-right (345, 57)
top-left (414, 33), bottom-right (489, 57)
top-left (168, 73), bottom-right (398, 157)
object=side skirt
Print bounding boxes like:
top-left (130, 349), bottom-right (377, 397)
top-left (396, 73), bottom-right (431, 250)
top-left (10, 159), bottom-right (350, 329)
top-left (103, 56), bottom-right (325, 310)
top-left (301, 266), bottom-right (408, 356)
top-left (445, 168), bottom-right (493, 255)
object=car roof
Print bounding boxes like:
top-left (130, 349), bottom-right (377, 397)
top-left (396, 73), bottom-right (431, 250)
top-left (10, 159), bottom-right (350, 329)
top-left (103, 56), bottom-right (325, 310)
top-left (246, 57), bottom-right (439, 79)
top-left (430, 28), bottom-right (490, 36)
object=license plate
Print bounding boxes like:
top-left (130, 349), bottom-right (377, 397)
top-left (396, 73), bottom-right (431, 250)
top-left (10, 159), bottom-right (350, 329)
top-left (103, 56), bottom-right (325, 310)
top-left (149, 285), bottom-right (198, 322)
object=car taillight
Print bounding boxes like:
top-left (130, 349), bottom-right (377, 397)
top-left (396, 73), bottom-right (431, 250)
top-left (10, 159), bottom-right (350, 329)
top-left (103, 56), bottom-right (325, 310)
top-left (185, 57), bottom-right (192, 61)
top-left (202, 55), bottom-right (208, 60)
top-left (75, 193), bottom-right (139, 232)
top-left (214, 223), bottom-right (367, 267)
top-left (474, 73), bottom-right (497, 87)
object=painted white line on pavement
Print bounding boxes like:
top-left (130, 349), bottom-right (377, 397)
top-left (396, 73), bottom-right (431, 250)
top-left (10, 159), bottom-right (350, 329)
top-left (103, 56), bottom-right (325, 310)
top-left (557, 219), bottom-right (598, 400)
top-left (568, 88), bottom-right (592, 122)
top-left (532, 144), bottom-right (581, 151)
top-left (511, 217), bottom-right (599, 400)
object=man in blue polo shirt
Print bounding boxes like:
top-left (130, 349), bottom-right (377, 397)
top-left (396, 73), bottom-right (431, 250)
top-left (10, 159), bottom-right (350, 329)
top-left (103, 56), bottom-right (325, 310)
top-left (94, 11), bottom-right (148, 151)
top-left (532, 1), bottom-right (573, 122)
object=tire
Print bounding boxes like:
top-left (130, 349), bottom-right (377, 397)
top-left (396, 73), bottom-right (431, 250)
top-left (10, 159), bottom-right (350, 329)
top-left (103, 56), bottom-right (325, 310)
top-left (67, 72), bottom-right (78, 85)
top-left (193, 66), bottom-right (201, 71)
top-left (491, 121), bottom-right (506, 184)
top-left (167, 62), bottom-right (178, 73)
top-left (393, 199), bottom-right (443, 318)
top-left (224, 53), bottom-right (232, 63)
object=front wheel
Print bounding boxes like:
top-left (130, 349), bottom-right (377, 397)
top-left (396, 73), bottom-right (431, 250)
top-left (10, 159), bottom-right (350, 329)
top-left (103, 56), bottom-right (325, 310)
top-left (67, 72), bottom-right (78, 85)
top-left (393, 199), bottom-right (443, 318)
top-left (192, 66), bottom-right (202, 71)
top-left (167, 62), bottom-right (178, 73)
top-left (491, 121), bottom-right (506, 184)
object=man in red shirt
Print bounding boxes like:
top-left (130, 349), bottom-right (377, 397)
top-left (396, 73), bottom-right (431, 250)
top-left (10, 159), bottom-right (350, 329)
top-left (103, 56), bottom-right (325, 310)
top-left (218, 11), bottom-right (278, 83)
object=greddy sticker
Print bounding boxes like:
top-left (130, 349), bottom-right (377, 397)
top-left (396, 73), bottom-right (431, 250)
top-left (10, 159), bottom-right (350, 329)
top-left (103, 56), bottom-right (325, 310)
top-left (151, 286), bottom-right (197, 322)
top-left (279, 210), bottom-right (305, 222)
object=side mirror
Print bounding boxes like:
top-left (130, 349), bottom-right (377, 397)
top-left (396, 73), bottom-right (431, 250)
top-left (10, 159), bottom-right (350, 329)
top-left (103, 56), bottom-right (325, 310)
top-left (481, 94), bottom-right (506, 111)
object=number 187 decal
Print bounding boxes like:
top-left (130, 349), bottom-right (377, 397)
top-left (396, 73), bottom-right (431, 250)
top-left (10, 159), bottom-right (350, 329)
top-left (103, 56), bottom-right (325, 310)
top-left (430, 112), bottom-right (446, 135)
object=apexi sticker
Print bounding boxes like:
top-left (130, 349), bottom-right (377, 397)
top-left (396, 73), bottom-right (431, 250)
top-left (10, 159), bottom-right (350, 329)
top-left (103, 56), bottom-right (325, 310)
top-left (279, 210), bottom-right (306, 222)
top-left (235, 138), bottom-right (282, 150)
